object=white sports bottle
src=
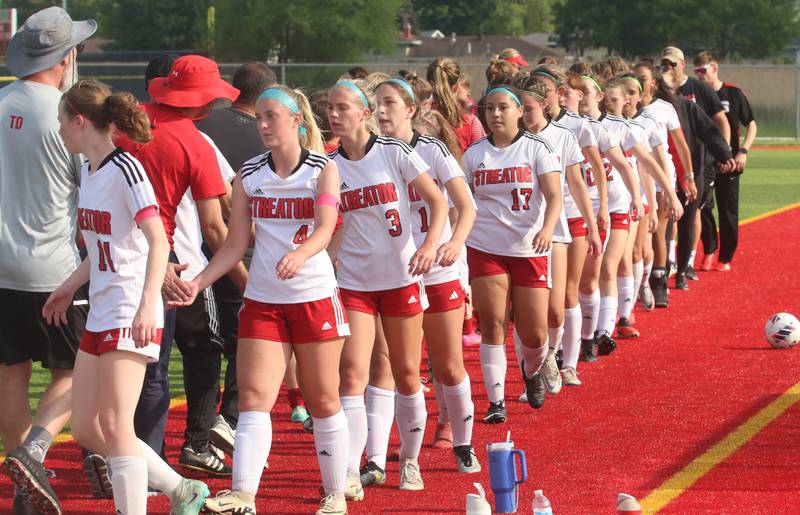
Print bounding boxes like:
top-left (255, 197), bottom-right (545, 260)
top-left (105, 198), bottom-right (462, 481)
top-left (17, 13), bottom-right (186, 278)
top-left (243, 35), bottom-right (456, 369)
top-left (532, 489), bottom-right (553, 514)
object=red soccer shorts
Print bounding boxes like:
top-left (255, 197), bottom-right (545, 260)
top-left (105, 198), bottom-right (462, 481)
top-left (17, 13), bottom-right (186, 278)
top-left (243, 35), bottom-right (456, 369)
top-left (467, 247), bottom-right (550, 289)
top-left (568, 217), bottom-right (588, 238)
top-left (340, 282), bottom-right (426, 317)
top-left (80, 327), bottom-right (162, 362)
top-left (599, 212), bottom-right (632, 244)
top-left (238, 292), bottom-right (350, 343)
top-left (424, 279), bottom-right (465, 313)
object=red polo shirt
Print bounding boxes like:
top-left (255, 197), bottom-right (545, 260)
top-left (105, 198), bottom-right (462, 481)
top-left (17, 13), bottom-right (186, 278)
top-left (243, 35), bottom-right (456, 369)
top-left (116, 103), bottom-right (225, 247)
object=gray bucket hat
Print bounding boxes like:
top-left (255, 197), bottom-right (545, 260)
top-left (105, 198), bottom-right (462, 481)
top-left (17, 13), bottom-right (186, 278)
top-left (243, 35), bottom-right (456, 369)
top-left (6, 6), bottom-right (97, 78)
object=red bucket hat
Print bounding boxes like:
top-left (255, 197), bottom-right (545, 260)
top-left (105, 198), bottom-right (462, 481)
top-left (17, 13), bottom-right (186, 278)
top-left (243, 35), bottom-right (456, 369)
top-left (147, 55), bottom-right (239, 108)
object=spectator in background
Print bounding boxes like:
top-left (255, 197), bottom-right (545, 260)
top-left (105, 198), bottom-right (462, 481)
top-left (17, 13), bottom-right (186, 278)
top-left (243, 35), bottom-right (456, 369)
top-left (485, 58), bottom-right (518, 87)
top-left (693, 50), bottom-right (757, 271)
top-left (310, 91), bottom-right (339, 153)
top-left (427, 57), bottom-right (485, 153)
top-left (497, 47), bottom-right (529, 74)
top-left (538, 56), bottom-right (559, 66)
top-left (0, 7), bottom-right (95, 513)
top-left (346, 66), bottom-right (369, 79)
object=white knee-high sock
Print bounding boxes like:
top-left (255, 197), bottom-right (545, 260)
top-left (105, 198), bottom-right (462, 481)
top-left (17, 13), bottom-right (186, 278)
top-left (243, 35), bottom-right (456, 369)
top-left (395, 387), bottom-right (427, 460)
top-left (562, 305), bottom-right (582, 370)
top-left (579, 290), bottom-right (600, 339)
top-left (232, 411), bottom-right (271, 495)
top-left (365, 385), bottom-right (394, 470)
top-left (633, 260), bottom-right (644, 297)
top-left (432, 379), bottom-right (449, 423)
top-left (520, 344), bottom-right (549, 377)
top-left (642, 260), bottom-right (653, 290)
top-left (109, 456), bottom-right (147, 515)
top-left (137, 439), bottom-right (181, 496)
top-left (313, 409), bottom-right (349, 496)
top-left (597, 296), bottom-right (618, 336)
top-left (689, 249), bottom-right (697, 265)
top-left (479, 343), bottom-right (507, 403)
top-left (512, 328), bottom-right (523, 372)
top-left (617, 276), bottom-right (635, 319)
top-left (341, 395), bottom-right (367, 473)
top-left (443, 376), bottom-right (474, 447)
top-left (668, 241), bottom-right (676, 263)
top-left (547, 325), bottom-right (564, 351)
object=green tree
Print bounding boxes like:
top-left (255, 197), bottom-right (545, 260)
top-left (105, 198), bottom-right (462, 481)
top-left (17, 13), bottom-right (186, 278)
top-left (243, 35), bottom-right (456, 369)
top-left (412, 0), bottom-right (552, 36)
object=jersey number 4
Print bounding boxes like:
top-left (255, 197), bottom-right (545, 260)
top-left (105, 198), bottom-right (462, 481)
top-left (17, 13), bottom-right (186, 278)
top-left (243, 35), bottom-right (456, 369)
top-left (97, 240), bottom-right (117, 272)
top-left (293, 225), bottom-right (309, 244)
top-left (510, 188), bottom-right (533, 211)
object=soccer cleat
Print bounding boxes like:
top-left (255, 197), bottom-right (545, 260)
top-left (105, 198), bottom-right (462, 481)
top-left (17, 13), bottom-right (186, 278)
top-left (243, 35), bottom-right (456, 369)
top-left (169, 478), bottom-right (210, 515)
top-left (522, 366), bottom-right (546, 409)
top-left (540, 349), bottom-right (562, 394)
top-left (316, 492), bottom-right (347, 515)
top-left (700, 253), bottom-right (715, 271)
top-left (82, 453), bottom-right (113, 499)
top-left (345, 469), bottom-right (364, 501)
top-left (579, 338), bottom-right (598, 362)
top-left (616, 317), bottom-right (640, 339)
top-left (359, 460), bottom-right (386, 487)
top-left (596, 332), bottom-right (617, 356)
top-left (13, 494), bottom-right (37, 515)
top-left (674, 273), bottom-right (689, 290)
top-left (555, 349), bottom-right (563, 370)
top-left (179, 444), bottom-right (232, 477)
top-left (483, 400), bottom-right (507, 424)
top-left (303, 416), bottom-right (314, 434)
top-left (518, 390), bottom-right (528, 403)
top-left (432, 421), bottom-right (453, 449)
top-left (3, 447), bottom-right (60, 515)
top-left (398, 457), bottom-right (424, 491)
top-left (453, 445), bottom-right (481, 473)
top-left (202, 489), bottom-right (254, 514)
top-left (561, 367), bottom-right (582, 386)
top-left (209, 415), bottom-right (236, 456)
top-left (716, 262), bottom-right (731, 272)
top-left (639, 282), bottom-right (655, 311)
top-left (686, 265), bottom-right (699, 281)
top-left (668, 261), bottom-right (677, 278)
top-left (291, 405), bottom-right (310, 423)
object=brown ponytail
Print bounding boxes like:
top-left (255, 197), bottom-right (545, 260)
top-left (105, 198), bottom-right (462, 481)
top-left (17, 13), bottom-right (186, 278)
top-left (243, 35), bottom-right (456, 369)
top-left (62, 80), bottom-right (151, 143)
top-left (426, 57), bottom-right (464, 128)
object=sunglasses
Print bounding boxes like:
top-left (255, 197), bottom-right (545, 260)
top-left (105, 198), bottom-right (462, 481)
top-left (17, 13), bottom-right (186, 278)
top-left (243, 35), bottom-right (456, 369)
top-left (660, 62), bottom-right (676, 72)
top-left (693, 64), bottom-right (712, 75)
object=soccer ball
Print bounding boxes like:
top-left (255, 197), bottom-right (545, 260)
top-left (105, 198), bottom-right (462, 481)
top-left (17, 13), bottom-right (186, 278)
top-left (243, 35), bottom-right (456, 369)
top-left (765, 313), bottom-right (800, 349)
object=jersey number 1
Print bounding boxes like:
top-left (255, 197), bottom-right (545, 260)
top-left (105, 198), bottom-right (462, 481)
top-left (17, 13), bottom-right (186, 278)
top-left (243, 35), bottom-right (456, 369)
top-left (510, 188), bottom-right (533, 211)
top-left (97, 241), bottom-right (116, 272)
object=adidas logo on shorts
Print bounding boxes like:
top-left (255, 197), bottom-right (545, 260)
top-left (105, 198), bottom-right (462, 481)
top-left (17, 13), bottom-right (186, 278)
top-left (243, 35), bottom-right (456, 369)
top-left (103, 333), bottom-right (113, 342)
top-left (538, 274), bottom-right (547, 281)
top-left (407, 295), bottom-right (418, 304)
top-left (321, 321), bottom-right (332, 331)
top-left (623, 218), bottom-right (629, 225)
top-left (449, 291), bottom-right (459, 301)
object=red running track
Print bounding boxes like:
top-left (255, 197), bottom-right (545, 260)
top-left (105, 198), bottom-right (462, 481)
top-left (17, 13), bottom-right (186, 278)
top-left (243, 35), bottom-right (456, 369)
top-left (2, 208), bottom-right (799, 514)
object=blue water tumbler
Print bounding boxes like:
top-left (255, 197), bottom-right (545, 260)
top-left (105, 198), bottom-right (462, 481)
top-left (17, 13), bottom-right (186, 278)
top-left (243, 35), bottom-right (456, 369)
top-left (487, 441), bottom-right (528, 513)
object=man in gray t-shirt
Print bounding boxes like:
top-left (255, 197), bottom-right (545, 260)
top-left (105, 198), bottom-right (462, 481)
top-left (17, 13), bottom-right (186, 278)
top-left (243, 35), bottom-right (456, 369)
top-left (0, 7), bottom-right (96, 513)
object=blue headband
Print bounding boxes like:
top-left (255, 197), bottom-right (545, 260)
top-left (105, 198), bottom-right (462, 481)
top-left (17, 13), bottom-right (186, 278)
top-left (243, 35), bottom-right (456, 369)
top-left (258, 87), bottom-right (307, 136)
top-left (485, 87), bottom-right (522, 106)
top-left (533, 70), bottom-right (560, 86)
top-left (335, 80), bottom-right (369, 107)
top-left (384, 78), bottom-right (416, 101)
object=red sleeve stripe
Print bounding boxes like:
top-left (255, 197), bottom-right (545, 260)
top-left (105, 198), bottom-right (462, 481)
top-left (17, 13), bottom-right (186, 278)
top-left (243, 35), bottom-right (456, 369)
top-left (134, 205), bottom-right (159, 224)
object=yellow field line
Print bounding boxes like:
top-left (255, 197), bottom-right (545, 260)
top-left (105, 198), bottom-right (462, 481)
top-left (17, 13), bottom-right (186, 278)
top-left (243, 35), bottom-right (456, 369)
top-left (640, 381), bottom-right (800, 513)
top-left (739, 202), bottom-right (800, 226)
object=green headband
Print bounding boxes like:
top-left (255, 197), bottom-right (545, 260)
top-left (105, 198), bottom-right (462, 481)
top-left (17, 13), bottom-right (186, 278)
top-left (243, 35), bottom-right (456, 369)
top-left (582, 75), bottom-right (603, 93)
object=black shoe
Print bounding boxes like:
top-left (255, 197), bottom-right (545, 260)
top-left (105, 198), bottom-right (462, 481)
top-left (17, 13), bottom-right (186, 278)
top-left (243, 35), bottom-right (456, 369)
top-left (483, 400), bottom-right (507, 424)
top-left (653, 284), bottom-right (669, 307)
top-left (303, 416), bottom-right (314, 434)
top-left (179, 444), bottom-right (232, 477)
top-left (3, 447), bottom-right (60, 515)
top-left (13, 494), bottom-right (36, 515)
top-left (359, 460), bottom-right (386, 486)
top-left (555, 349), bottom-right (564, 370)
top-left (579, 338), bottom-right (598, 362)
top-left (686, 265), bottom-right (699, 281)
top-left (82, 453), bottom-right (113, 499)
top-left (522, 366), bottom-right (546, 409)
top-left (674, 273), bottom-right (689, 290)
top-left (596, 332), bottom-right (617, 356)
top-left (452, 445), bottom-right (481, 473)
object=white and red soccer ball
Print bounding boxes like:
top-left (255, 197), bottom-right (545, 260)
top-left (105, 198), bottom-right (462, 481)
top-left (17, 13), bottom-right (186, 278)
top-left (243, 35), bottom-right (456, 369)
top-left (765, 312), bottom-right (800, 349)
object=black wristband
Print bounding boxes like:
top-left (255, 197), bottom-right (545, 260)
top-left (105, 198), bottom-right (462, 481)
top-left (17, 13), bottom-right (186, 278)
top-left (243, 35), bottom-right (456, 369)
top-left (739, 148), bottom-right (748, 155)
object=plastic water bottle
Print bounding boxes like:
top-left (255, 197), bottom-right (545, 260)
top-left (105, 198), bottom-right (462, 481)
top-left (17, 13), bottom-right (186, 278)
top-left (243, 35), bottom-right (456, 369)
top-left (532, 490), bottom-right (553, 514)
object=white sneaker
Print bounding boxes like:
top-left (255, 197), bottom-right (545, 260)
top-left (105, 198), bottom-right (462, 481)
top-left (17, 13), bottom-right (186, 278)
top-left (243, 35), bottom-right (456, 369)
top-left (562, 367), bottom-right (582, 386)
top-left (169, 479), bottom-right (210, 515)
top-left (316, 493), bottom-right (347, 515)
top-left (344, 469), bottom-right (364, 501)
top-left (209, 415), bottom-right (235, 455)
top-left (399, 457), bottom-right (424, 491)
top-left (202, 489), bottom-right (255, 514)
top-left (541, 349), bottom-right (562, 394)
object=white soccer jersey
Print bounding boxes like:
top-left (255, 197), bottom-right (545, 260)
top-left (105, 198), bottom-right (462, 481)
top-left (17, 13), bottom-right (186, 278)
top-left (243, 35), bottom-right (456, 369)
top-left (599, 114), bottom-right (636, 214)
top-left (409, 132), bottom-right (464, 286)
top-left (583, 118), bottom-right (620, 213)
top-left (77, 149), bottom-right (163, 333)
top-left (240, 149), bottom-right (338, 303)
top-left (555, 110), bottom-right (601, 212)
top-left (330, 135), bottom-right (429, 291)
top-left (540, 122), bottom-right (585, 238)
top-left (629, 116), bottom-right (663, 204)
top-left (463, 131), bottom-right (560, 257)
top-left (642, 99), bottom-right (682, 185)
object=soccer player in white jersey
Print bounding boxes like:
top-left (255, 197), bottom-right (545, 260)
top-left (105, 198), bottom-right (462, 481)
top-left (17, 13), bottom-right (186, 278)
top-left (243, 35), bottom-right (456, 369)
top-left (463, 86), bottom-right (562, 423)
top-left (356, 78), bottom-right (478, 483)
top-left (516, 70), bottom-right (601, 395)
top-left (42, 80), bottom-right (209, 515)
top-left (326, 79), bottom-right (448, 495)
top-left (172, 85), bottom-right (350, 515)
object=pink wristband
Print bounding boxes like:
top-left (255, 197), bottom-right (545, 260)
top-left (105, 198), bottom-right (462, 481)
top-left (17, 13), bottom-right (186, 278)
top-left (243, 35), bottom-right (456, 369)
top-left (316, 193), bottom-right (340, 208)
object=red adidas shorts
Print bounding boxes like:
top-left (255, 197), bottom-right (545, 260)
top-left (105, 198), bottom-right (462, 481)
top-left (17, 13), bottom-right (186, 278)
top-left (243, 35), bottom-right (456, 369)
top-left (467, 247), bottom-right (550, 289)
top-left (424, 279), bottom-right (465, 313)
top-left (567, 217), bottom-right (588, 238)
top-left (80, 328), bottom-right (162, 362)
top-left (340, 282), bottom-right (426, 317)
top-left (238, 292), bottom-right (350, 343)
top-left (599, 212), bottom-right (632, 244)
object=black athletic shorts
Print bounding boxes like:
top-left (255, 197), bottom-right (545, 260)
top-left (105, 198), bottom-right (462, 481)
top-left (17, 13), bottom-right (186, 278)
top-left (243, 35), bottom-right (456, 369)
top-left (0, 285), bottom-right (89, 369)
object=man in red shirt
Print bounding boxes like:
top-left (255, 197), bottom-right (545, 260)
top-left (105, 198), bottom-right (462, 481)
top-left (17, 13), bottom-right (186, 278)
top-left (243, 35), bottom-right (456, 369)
top-left (116, 55), bottom-right (248, 458)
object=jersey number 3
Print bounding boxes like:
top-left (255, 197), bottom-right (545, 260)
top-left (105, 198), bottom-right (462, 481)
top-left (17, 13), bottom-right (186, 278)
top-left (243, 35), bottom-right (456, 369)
top-left (385, 209), bottom-right (403, 237)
